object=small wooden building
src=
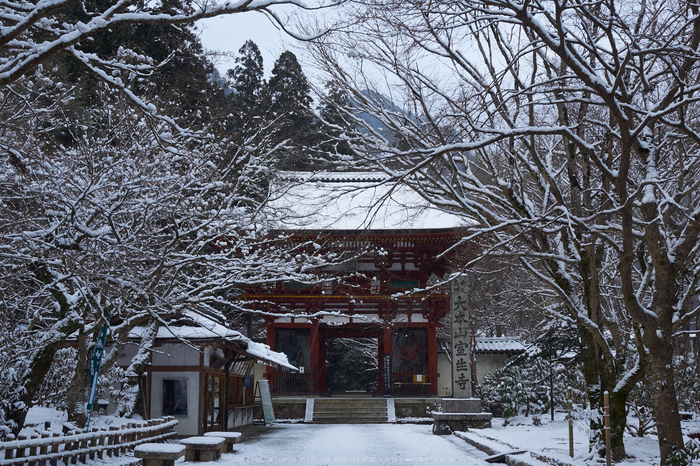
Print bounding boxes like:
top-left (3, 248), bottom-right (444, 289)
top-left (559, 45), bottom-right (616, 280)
top-left (118, 312), bottom-right (292, 436)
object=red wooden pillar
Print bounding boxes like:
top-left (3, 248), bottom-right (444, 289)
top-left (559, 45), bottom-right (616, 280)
top-left (318, 328), bottom-right (327, 394)
top-left (427, 323), bottom-right (438, 395)
top-left (310, 319), bottom-right (321, 395)
top-left (377, 331), bottom-right (384, 395)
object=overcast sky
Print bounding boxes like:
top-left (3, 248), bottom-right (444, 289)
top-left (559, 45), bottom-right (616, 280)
top-left (197, 5), bottom-right (320, 79)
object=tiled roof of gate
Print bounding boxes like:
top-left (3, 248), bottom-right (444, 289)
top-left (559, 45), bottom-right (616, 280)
top-left (269, 171), bottom-right (470, 231)
top-left (474, 337), bottom-right (527, 354)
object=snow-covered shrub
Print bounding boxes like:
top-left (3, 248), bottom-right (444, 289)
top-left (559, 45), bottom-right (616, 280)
top-left (495, 366), bottom-right (527, 421)
top-left (481, 339), bottom-right (585, 424)
top-left (35, 348), bottom-right (77, 410)
top-left (626, 373), bottom-right (656, 437)
top-left (673, 354), bottom-right (700, 413)
top-left (668, 439), bottom-right (700, 466)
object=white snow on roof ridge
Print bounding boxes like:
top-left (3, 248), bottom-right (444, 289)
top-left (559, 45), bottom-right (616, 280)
top-left (128, 311), bottom-right (294, 369)
top-left (278, 171), bottom-right (389, 183)
top-left (270, 170), bottom-right (469, 231)
top-left (474, 336), bottom-right (527, 353)
top-left (182, 311), bottom-right (294, 368)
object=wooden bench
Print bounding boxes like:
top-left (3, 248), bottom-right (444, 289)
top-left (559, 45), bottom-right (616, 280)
top-left (133, 443), bottom-right (185, 466)
top-left (203, 432), bottom-right (242, 453)
top-left (180, 437), bottom-right (225, 462)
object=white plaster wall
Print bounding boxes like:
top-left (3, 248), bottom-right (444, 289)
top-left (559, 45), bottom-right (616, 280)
top-left (151, 343), bottom-right (200, 366)
top-left (476, 354), bottom-right (510, 384)
top-left (253, 362), bottom-right (267, 382)
top-left (113, 343), bottom-right (139, 367)
top-left (437, 353), bottom-right (452, 396)
top-left (150, 371), bottom-right (200, 436)
top-left (437, 353), bottom-right (514, 391)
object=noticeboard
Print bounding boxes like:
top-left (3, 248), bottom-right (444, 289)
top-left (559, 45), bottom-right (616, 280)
top-left (382, 353), bottom-right (392, 396)
top-left (257, 380), bottom-right (275, 424)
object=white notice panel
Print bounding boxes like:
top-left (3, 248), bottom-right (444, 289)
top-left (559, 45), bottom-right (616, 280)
top-left (257, 380), bottom-right (275, 424)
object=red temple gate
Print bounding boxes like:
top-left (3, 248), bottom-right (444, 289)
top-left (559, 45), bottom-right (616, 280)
top-left (242, 229), bottom-right (467, 397)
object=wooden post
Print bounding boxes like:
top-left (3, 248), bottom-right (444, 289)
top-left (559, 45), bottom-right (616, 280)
top-left (382, 322), bottom-right (393, 396)
top-left (427, 324), bottom-right (438, 395)
top-left (70, 431), bottom-right (79, 465)
top-left (50, 432), bottom-right (60, 466)
top-left (377, 333), bottom-right (383, 395)
top-left (89, 428), bottom-right (98, 460)
top-left (567, 387), bottom-right (574, 458)
top-left (604, 391), bottom-right (611, 466)
top-left (549, 358), bottom-right (555, 421)
top-left (39, 432), bottom-right (49, 466)
top-left (108, 426), bottom-right (118, 457)
top-left (16, 434), bottom-right (26, 459)
top-left (4, 443), bottom-right (13, 461)
top-left (29, 434), bottom-right (38, 466)
top-left (123, 424), bottom-right (132, 455)
top-left (98, 430), bottom-right (106, 460)
top-left (265, 322), bottom-right (276, 393)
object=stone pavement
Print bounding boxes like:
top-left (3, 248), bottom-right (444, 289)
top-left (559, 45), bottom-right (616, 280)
top-left (225, 423), bottom-right (491, 465)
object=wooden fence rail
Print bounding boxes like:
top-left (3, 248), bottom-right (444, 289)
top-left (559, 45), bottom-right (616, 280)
top-left (0, 417), bottom-right (177, 466)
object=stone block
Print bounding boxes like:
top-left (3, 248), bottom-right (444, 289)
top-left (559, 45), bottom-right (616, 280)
top-left (442, 398), bottom-right (482, 413)
top-left (432, 412), bottom-right (492, 434)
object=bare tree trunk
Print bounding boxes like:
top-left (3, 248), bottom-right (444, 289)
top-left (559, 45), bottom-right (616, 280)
top-left (66, 329), bottom-right (92, 427)
top-left (650, 337), bottom-right (685, 464)
top-left (580, 329), bottom-right (631, 461)
top-left (8, 339), bottom-right (69, 434)
top-left (115, 320), bottom-right (159, 417)
top-left (7, 263), bottom-right (82, 434)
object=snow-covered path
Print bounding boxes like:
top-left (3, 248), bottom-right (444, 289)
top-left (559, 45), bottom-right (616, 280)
top-left (223, 423), bottom-right (490, 465)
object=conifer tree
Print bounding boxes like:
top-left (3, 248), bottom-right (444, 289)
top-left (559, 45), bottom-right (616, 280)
top-left (267, 51), bottom-right (325, 171)
top-left (227, 40), bottom-right (268, 133)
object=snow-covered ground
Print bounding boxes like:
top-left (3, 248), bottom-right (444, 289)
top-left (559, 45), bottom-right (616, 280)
top-left (230, 423), bottom-right (490, 464)
top-left (454, 412), bottom-right (700, 466)
top-left (17, 407), bottom-right (700, 465)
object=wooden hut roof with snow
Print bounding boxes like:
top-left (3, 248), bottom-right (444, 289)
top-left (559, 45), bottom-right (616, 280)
top-left (119, 311), bottom-right (292, 435)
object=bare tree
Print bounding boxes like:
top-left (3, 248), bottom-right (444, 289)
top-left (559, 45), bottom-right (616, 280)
top-left (308, 0), bottom-right (700, 462)
top-left (0, 0), bottom-right (345, 433)
top-left (0, 70), bottom-right (327, 430)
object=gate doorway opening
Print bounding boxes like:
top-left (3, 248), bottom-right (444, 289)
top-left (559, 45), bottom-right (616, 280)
top-left (325, 337), bottom-right (379, 395)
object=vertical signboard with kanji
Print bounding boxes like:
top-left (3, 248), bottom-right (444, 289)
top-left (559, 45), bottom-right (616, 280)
top-left (382, 353), bottom-right (392, 396)
top-left (450, 276), bottom-right (471, 398)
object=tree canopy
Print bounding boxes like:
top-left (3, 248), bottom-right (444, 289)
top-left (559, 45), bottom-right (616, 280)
top-left (308, 0), bottom-right (700, 463)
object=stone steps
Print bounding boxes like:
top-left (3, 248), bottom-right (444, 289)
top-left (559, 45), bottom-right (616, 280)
top-left (311, 398), bottom-right (389, 423)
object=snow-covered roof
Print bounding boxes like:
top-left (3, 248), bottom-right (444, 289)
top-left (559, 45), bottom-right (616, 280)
top-left (269, 171), bottom-right (469, 231)
top-left (474, 337), bottom-right (526, 354)
top-left (129, 311), bottom-right (294, 369)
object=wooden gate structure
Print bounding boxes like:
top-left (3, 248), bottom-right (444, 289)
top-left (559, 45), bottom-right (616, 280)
top-left (242, 172), bottom-right (473, 397)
